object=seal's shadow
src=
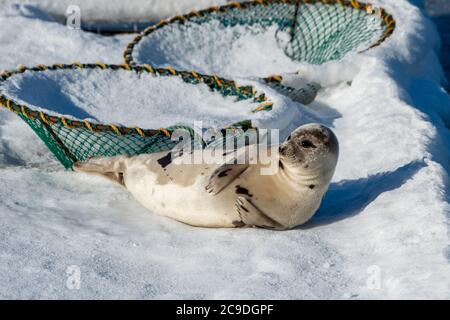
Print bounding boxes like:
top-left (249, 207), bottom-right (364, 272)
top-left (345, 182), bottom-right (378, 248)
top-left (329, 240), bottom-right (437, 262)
top-left (302, 160), bottom-right (426, 228)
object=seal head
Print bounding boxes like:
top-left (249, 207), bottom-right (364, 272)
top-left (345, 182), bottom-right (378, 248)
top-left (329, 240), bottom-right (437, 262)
top-left (279, 124), bottom-right (339, 181)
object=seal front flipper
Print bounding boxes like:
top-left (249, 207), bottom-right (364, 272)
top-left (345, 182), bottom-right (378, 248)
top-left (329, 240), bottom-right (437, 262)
top-left (205, 163), bottom-right (248, 195)
top-left (235, 196), bottom-right (286, 230)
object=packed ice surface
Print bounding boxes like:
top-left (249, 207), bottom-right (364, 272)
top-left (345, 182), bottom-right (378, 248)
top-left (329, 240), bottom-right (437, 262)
top-left (0, 0), bottom-right (449, 299)
top-left (1, 68), bottom-right (293, 129)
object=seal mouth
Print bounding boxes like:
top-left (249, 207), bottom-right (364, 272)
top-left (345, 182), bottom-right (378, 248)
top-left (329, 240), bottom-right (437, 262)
top-left (278, 143), bottom-right (301, 163)
top-left (279, 143), bottom-right (294, 158)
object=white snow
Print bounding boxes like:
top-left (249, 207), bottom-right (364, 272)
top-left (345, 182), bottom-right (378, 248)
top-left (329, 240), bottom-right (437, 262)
top-left (0, 4), bottom-right (134, 70)
top-left (0, 0), bottom-right (449, 299)
top-left (134, 22), bottom-right (303, 78)
top-left (1, 0), bottom-right (228, 24)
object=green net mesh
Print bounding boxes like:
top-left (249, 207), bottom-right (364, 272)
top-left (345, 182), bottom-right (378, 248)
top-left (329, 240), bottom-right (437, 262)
top-left (126, 0), bottom-right (395, 66)
top-left (0, 63), bottom-right (269, 169)
top-left (124, 0), bottom-right (395, 101)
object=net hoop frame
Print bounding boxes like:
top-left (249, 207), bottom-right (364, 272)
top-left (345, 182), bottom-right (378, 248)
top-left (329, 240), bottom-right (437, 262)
top-left (0, 62), bottom-right (274, 138)
top-left (123, 0), bottom-right (396, 76)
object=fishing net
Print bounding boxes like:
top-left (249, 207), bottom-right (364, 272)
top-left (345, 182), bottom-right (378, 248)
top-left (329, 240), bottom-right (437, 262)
top-left (0, 63), bottom-right (273, 169)
top-left (124, 0), bottom-right (395, 103)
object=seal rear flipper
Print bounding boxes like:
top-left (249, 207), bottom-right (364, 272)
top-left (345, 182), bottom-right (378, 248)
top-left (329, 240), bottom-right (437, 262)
top-left (73, 156), bottom-right (127, 185)
top-left (235, 196), bottom-right (286, 230)
top-left (205, 163), bottom-right (248, 196)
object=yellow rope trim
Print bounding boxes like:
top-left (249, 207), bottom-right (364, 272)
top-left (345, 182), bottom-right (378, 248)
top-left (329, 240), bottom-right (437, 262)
top-left (39, 111), bottom-right (52, 126)
top-left (109, 124), bottom-right (122, 135)
top-left (1, 71), bottom-right (11, 79)
top-left (142, 64), bottom-right (155, 73)
top-left (191, 71), bottom-right (201, 81)
top-left (158, 128), bottom-right (171, 137)
top-left (266, 75), bottom-right (283, 82)
top-left (228, 2), bottom-right (242, 8)
top-left (156, 20), bottom-right (168, 28)
top-left (135, 127), bottom-right (145, 137)
top-left (213, 75), bottom-right (223, 87)
top-left (142, 26), bottom-right (156, 36)
top-left (5, 99), bottom-right (12, 111)
top-left (96, 62), bottom-right (107, 69)
top-left (350, 0), bottom-right (360, 9)
top-left (17, 64), bottom-right (26, 73)
top-left (83, 120), bottom-right (94, 132)
top-left (166, 66), bottom-right (177, 75)
top-left (253, 101), bottom-right (274, 112)
top-left (20, 105), bottom-right (31, 119)
top-left (60, 117), bottom-right (76, 129)
top-left (171, 15), bottom-right (187, 22)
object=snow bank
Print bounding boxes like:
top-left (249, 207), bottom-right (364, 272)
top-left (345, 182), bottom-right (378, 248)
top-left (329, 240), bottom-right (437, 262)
top-left (0, 1), bottom-right (448, 299)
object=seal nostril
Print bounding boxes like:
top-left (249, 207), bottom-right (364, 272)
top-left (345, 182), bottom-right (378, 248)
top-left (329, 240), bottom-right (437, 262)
top-left (279, 146), bottom-right (286, 153)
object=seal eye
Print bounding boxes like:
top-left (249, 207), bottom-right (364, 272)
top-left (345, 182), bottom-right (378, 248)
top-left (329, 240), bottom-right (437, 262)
top-left (286, 135), bottom-right (291, 141)
top-left (301, 140), bottom-right (316, 149)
